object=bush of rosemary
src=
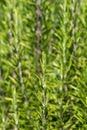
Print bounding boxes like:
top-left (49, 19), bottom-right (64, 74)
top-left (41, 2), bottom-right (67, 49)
top-left (0, 0), bottom-right (87, 129)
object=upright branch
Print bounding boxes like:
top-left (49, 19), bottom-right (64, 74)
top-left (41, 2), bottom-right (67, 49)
top-left (36, 0), bottom-right (41, 73)
top-left (63, 0), bottom-right (67, 93)
top-left (13, 5), bottom-right (30, 126)
top-left (41, 52), bottom-right (47, 130)
top-left (75, 0), bottom-right (82, 66)
top-left (49, 2), bottom-right (55, 56)
top-left (8, 12), bottom-right (18, 130)
top-left (42, 81), bottom-right (46, 130)
top-left (36, 0), bottom-right (41, 44)
top-left (59, 1), bottom-right (67, 129)
top-left (75, 0), bottom-right (82, 32)
top-left (13, 7), bottom-right (28, 104)
top-left (72, 0), bottom-right (77, 59)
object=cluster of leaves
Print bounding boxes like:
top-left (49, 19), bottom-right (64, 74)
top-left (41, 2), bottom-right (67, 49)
top-left (0, 0), bottom-right (87, 129)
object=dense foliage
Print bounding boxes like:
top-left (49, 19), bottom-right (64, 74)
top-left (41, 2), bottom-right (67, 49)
top-left (0, 0), bottom-right (87, 129)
